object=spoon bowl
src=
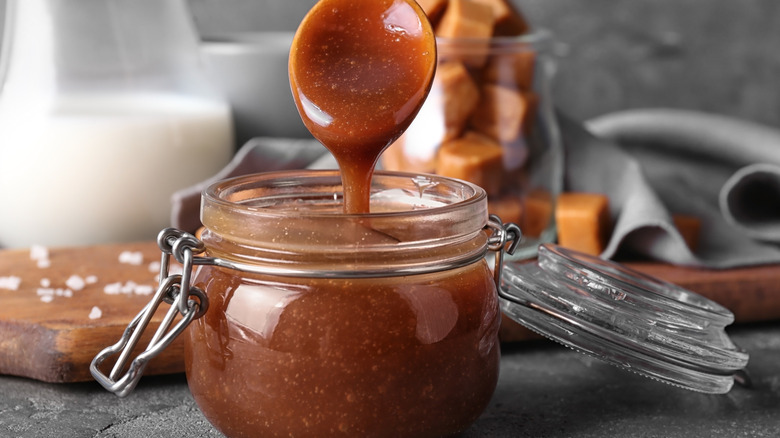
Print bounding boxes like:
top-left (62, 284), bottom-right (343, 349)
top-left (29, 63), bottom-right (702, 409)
top-left (289, 0), bottom-right (436, 213)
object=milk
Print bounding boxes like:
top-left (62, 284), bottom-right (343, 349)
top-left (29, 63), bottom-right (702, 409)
top-left (0, 93), bottom-right (234, 248)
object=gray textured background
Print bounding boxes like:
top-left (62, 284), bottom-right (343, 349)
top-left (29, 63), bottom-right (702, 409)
top-left (188, 0), bottom-right (780, 127)
top-left (1, 0), bottom-right (779, 127)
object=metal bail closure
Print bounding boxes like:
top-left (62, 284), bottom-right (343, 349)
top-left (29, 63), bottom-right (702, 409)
top-left (90, 228), bottom-right (209, 397)
top-left (486, 214), bottom-right (523, 289)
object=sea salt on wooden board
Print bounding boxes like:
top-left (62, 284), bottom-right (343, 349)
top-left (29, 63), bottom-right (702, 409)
top-left (2, 240), bottom-right (779, 382)
top-left (0, 241), bottom-right (184, 383)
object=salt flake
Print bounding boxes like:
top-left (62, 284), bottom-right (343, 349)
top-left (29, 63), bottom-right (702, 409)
top-left (30, 245), bottom-right (51, 268)
top-left (121, 281), bottom-right (137, 294)
top-left (88, 306), bottom-right (102, 320)
top-left (104, 282), bottom-right (122, 295)
top-left (103, 281), bottom-right (155, 296)
top-left (118, 251), bottom-right (144, 266)
top-left (30, 245), bottom-right (49, 261)
top-left (65, 275), bottom-right (86, 291)
top-left (134, 284), bottom-right (155, 295)
top-left (0, 276), bottom-right (21, 291)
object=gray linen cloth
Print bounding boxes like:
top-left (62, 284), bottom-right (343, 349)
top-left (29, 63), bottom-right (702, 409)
top-left (583, 109), bottom-right (780, 268)
top-left (172, 109), bottom-right (780, 269)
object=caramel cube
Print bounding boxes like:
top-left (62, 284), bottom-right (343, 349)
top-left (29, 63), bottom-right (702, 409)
top-left (436, 0), bottom-right (495, 66)
top-left (555, 192), bottom-right (611, 255)
top-left (673, 214), bottom-right (701, 251)
top-left (483, 48), bottom-right (536, 91)
top-left (416, 0), bottom-right (449, 27)
top-left (463, 130), bottom-right (527, 173)
top-left (435, 135), bottom-right (504, 195)
top-left (437, 61), bottom-right (480, 141)
top-left (472, 0), bottom-right (530, 36)
top-left (470, 85), bottom-right (537, 143)
top-left (381, 132), bottom-right (437, 174)
top-left (521, 188), bottom-right (553, 238)
top-left (488, 194), bottom-right (524, 226)
top-left (461, 130), bottom-right (496, 144)
top-left (436, 0), bottom-right (495, 38)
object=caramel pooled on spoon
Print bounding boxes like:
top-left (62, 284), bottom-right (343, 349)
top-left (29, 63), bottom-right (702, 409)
top-left (289, 0), bottom-right (437, 214)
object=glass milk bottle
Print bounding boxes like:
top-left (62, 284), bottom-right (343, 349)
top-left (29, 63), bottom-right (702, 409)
top-left (0, 0), bottom-right (234, 248)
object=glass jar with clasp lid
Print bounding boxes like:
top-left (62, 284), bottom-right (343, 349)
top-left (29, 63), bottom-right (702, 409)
top-left (92, 170), bottom-right (519, 437)
top-left (92, 170), bottom-right (749, 437)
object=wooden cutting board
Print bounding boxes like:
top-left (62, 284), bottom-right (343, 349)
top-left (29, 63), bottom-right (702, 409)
top-left (2, 241), bottom-right (779, 382)
top-left (0, 241), bottom-right (183, 383)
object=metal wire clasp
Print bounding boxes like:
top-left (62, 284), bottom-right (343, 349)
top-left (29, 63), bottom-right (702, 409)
top-left (486, 214), bottom-right (522, 288)
top-left (90, 228), bottom-right (209, 397)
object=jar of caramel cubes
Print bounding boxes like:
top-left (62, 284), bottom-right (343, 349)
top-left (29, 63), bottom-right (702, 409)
top-left (382, 1), bottom-right (562, 259)
top-left (184, 170), bottom-right (506, 437)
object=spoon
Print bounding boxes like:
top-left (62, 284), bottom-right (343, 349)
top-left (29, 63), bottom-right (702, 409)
top-left (289, 0), bottom-right (436, 214)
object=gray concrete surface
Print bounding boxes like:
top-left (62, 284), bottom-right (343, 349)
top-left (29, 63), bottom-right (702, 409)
top-left (1, 321), bottom-right (778, 437)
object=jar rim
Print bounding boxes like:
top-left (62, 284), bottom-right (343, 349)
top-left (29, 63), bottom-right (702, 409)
top-left (199, 170), bottom-right (492, 277)
top-left (202, 169), bottom-right (487, 219)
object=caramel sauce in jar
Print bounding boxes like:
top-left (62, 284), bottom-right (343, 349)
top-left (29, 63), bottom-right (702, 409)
top-left (186, 171), bottom-right (500, 437)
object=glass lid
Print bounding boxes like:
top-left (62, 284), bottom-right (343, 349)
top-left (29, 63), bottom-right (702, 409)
top-left (499, 244), bottom-right (749, 394)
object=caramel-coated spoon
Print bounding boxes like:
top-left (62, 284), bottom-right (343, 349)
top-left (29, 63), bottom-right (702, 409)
top-left (289, 0), bottom-right (436, 214)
